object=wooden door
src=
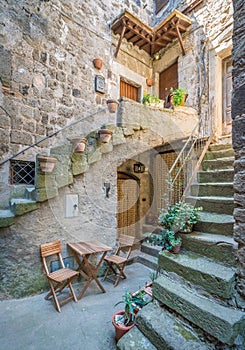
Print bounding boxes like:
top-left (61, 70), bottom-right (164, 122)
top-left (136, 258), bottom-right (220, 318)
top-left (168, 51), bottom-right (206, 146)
top-left (159, 62), bottom-right (178, 102)
top-left (120, 79), bottom-right (139, 102)
top-left (117, 175), bottom-right (139, 238)
top-left (222, 56), bottom-right (232, 135)
top-left (154, 151), bottom-right (182, 211)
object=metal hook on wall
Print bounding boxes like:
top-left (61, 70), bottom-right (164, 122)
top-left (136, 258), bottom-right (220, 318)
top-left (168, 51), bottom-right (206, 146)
top-left (104, 182), bottom-right (111, 198)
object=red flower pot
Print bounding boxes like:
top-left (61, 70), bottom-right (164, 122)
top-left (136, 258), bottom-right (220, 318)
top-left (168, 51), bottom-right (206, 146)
top-left (112, 310), bottom-right (135, 342)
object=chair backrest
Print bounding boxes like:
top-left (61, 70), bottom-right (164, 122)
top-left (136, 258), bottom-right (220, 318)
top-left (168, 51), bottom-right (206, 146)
top-left (40, 240), bottom-right (65, 275)
top-left (117, 234), bottom-right (135, 259)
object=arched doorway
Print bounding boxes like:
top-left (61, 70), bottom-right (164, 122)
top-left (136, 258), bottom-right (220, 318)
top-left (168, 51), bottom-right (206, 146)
top-left (117, 172), bottom-right (140, 239)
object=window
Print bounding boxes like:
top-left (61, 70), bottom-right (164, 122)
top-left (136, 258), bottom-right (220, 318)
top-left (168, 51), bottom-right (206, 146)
top-left (120, 79), bottom-right (140, 102)
top-left (156, 0), bottom-right (169, 14)
top-left (9, 160), bottom-right (35, 185)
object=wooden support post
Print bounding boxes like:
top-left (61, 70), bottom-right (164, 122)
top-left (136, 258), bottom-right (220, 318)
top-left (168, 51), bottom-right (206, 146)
top-left (175, 23), bottom-right (186, 56)
top-left (114, 24), bottom-right (126, 58)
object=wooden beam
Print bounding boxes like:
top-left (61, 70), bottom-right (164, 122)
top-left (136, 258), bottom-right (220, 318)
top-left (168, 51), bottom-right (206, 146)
top-left (114, 23), bottom-right (126, 58)
top-left (175, 23), bottom-right (186, 55)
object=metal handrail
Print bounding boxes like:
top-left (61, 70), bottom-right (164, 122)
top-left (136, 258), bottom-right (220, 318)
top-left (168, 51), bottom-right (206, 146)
top-left (167, 114), bottom-right (213, 206)
top-left (0, 107), bottom-right (106, 167)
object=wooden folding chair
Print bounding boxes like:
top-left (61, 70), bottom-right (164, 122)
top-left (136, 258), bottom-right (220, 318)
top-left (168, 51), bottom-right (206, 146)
top-left (103, 234), bottom-right (135, 287)
top-left (40, 240), bottom-right (79, 312)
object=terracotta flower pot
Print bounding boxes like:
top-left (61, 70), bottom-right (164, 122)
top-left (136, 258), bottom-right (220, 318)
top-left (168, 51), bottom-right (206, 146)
top-left (37, 156), bottom-right (57, 173)
top-left (106, 99), bottom-right (119, 113)
top-left (171, 243), bottom-right (182, 254)
top-left (98, 129), bottom-right (113, 143)
top-left (146, 77), bottom-right (154, 87)
top-left (112, 310), bottom-right (135, 342)
top-left (70, 137), bottom-right (87, 153)
top-left (93, 58), bottom-right (103, 69)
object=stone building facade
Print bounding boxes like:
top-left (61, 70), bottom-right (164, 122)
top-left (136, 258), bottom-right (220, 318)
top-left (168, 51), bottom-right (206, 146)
top-left (0, 0), bottom-right (241, 305)
top-left (232, 0), bottom-right (245, 298)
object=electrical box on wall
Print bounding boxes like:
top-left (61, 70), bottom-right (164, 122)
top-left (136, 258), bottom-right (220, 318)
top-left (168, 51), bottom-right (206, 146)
top-left (65, 194), bottom-right (79, 217)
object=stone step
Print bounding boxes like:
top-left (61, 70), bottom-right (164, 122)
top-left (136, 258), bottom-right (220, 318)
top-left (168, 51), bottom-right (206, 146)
top-left (186, 196), bottom-right (234, 215)
top-left (117, 325), bottom-right (158, 350)
top-left (209, 142), bottom-right (232, 152)
top-left (194, 211), bottom-right (234, 236)
top-left (153, 275), bottom-right (245, 345)
top-left (202, 157), bottom-right (234, 171)
top-left (132, 303), bottom-right (211, 350)
top-left (0, 209), bottom-right (15, 228)
top-left (198, 169), bottom-right (234, 183)
top-left (136, 250), bottom-right (159, 271)
top-left (158, 250), bottom-right (236, 299)
top-left (181, 232), bottom-right (237, 267)
top-left (142, 224), bottom-right (161, 235)
top-left (141, 242), bottom-right (162, 258)
top-left (10, 199), bottom-right (40, 216)
top-left (191, 183), bottom-right (233, 197)
top-left (204, 148), bottom-right (234, 160)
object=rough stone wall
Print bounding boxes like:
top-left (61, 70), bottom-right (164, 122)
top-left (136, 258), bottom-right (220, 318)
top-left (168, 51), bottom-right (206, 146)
top-left (232, 0), bottom-right (245, 298)
top-left (153, 0), bottom-right (233, 136)
top-left (0, 0), bottom-right (153, 205)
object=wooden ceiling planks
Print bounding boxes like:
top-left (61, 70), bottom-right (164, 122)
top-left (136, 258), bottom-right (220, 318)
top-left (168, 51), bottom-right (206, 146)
top-left (111, 9), bottom-right (192, 58)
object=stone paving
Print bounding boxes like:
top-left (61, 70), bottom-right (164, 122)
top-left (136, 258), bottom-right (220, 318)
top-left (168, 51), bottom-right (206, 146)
top-left (0, 263), bottom-right (154, 350)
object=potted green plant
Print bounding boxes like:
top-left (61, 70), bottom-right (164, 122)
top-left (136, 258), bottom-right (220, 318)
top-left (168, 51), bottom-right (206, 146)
top-left (112, 290), bottom-right (151, 341)
top-left (142, 92), bottom-right (161, 107)
top-left (170, 87), bottom-right (188, 106)
top-left (158, 202), bottom-right (202, 233)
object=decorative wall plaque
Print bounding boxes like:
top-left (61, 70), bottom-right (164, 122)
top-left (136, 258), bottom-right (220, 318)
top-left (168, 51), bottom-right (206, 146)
top-left (95, 75), bottom-right (105, 94)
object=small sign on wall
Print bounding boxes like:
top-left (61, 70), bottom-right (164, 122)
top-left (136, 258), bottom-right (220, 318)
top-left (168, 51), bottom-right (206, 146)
top-left (65, 194), bottom-right (79, 217)
top-left (95, 75), bottom-right (105, 94)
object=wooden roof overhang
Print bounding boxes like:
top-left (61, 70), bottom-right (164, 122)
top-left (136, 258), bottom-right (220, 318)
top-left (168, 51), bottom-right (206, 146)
top-left (111, 9), bottom-right (192, 58)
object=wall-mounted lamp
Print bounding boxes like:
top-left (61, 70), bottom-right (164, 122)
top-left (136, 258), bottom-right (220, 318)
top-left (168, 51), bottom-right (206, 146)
top-left (104, 182), bottom-right (111, 198)
top-left (134, 162), bottom-right (145, 173)
top-left (153, 53), bottom-right (160, 61)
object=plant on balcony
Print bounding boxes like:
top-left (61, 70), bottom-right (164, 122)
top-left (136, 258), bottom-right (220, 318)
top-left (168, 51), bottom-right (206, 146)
top-left (142, 91), bottom-right (161, 106)
top-left (170, 87), bottom-right (188, 106)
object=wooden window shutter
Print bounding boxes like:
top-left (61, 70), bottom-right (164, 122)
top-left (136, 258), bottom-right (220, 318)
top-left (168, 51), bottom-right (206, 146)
top-left (120, 80), bottom-right (139, 102)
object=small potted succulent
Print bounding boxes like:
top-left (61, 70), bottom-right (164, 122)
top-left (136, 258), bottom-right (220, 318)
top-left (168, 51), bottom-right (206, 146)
top-left (112, 290), bottom-right (151, 341)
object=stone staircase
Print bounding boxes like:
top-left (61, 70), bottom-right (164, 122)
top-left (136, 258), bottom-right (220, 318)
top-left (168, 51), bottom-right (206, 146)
top-left (117, 139), bottom-right (245, 349)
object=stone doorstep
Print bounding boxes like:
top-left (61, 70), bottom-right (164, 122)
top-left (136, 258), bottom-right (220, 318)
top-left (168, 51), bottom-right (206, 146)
top-left (117, 324), bottom-right (158, 350)
top-left (181, 232), bottom-right (237, 267)
top-left (190, 183), bottom-right (234, 197)
top-left (154, 275), bottom-right (245, 346)
top-left (158, 250), bottom-right (236, 299)
top-left (198, 169), bottom-right (234, 183)
top-left (186, 196), bottom-right (234, 215)
top-left (135, 302), bottom-right (210, 350)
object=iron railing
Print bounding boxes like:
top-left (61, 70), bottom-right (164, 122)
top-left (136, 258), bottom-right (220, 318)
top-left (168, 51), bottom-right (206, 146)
top-left (0, 107), bottom-right (106, 167)
top-left (167, 115), bottom-right (213, 206)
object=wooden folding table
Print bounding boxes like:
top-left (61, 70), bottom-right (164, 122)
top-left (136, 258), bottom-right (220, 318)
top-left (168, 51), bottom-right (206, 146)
top-left (67, 241), bottom-right (112, 300)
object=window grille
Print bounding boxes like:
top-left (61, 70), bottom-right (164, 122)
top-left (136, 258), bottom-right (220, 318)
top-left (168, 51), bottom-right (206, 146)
top-left (9, 160), bottom-right (35, 185)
